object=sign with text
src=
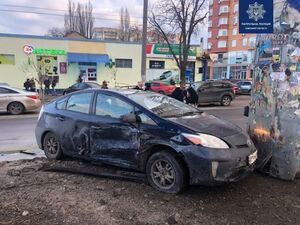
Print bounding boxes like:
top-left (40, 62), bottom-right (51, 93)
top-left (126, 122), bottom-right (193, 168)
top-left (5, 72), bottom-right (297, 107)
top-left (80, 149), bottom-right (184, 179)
top-left (239, 0), bottom-right (273, 33)
top-left (149, 60), bottom-right (165, 69)
top-left (23, 45), bottom-right (66, 55)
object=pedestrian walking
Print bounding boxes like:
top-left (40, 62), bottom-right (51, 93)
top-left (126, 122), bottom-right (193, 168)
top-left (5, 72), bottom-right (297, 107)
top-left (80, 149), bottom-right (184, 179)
top-left (29, 77), bottom-right (36, 92)
top-left (77, 75), bottom-right (83, 83)
top-left (51, 79), bottom-right (57, 96)
top-left (101, 80), bottom-right (108, 89)
top-left (186, 86), bottom-right (198, 105)
top-left (171, 81), bottom-right (187, 102)
top-left (44, 77), bottom-right (51, 95)
top-left (23, 78), bottom-right (31, 91)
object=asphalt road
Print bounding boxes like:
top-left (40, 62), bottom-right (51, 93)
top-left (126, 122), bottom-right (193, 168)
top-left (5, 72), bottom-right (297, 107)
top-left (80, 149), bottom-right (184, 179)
top-left (0, 95), bottom-right (250, 153)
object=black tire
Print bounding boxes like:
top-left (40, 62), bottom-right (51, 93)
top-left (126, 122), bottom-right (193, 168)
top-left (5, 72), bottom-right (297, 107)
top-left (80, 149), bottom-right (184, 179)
top-left (146, 151), bottom-right (187, 194)
top-left (221, 95), bottom-right (232, 106)
top-left (7, 102), bottom-right (25, 115)
top-left (158, 90), bottom-right (165, 95)
top-left (43, 132), bottom-right (63, 160)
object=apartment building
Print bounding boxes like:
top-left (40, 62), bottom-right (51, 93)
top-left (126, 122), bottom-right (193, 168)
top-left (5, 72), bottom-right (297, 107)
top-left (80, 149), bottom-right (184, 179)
top-left (207, 0), bottom-right (256, 80)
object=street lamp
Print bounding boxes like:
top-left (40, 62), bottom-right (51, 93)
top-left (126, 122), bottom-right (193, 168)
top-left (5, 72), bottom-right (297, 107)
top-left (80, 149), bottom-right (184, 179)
top-left (141, 0), bottom-right (148, 83)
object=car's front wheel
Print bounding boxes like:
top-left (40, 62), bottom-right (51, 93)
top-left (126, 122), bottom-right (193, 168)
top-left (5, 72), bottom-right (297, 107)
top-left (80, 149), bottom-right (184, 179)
top-left (221, 95), bottom-right (232, 106)
top-left (43, 132), bottom-right (63, 160)
top-left (146, 151), bottom-right (187, 194)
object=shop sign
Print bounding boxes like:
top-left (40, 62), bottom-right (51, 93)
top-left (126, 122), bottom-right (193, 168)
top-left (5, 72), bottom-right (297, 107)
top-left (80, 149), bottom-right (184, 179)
top-left (150, 60), bottom-right (165, 69)
top-left (239, 0), bottom-right (273, 33)
top-left (23, 45), bottom-right (66, 55)
top-left (153, 44), bottom-right (196, 56)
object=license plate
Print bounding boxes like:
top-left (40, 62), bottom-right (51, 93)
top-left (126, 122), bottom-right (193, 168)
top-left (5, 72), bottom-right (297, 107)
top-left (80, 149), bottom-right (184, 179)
top-left (248, 151), bottom-right (257, 165)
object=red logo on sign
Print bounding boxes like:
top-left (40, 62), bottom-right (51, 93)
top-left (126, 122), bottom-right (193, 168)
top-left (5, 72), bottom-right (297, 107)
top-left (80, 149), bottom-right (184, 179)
top-left (23, 45), bottom-right (34, 55)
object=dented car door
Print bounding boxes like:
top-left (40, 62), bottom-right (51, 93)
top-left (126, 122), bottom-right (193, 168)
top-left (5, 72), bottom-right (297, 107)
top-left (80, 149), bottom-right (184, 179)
top-left (89, 92), bottom-right (139, 168)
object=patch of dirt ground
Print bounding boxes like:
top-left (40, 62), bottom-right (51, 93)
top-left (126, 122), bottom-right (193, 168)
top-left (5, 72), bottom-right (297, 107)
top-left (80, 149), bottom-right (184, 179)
top-left (0, 158), bottom-right (299, 225)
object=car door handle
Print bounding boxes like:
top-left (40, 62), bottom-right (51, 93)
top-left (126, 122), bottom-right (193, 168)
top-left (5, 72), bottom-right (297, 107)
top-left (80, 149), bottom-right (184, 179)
top-left (91, 125), bottom-right (102, 130)
top-left (55, 115), bottom-right (65, 121)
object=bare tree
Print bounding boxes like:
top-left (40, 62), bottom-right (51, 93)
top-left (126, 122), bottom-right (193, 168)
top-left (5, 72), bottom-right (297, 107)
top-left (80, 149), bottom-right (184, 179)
top-left (119, 7), bottom-right (131, 41)
top-left (130, 23), bottom-right (143, 42)
top-left (149, 0), bottom-right (208, 83)
top-left (64, 0), bottom-right (94, 39)
top-left (47, 27), bottom-right (65, 37)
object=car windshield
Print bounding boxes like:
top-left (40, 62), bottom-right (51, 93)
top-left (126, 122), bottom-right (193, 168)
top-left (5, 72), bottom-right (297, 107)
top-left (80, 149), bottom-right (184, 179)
top-left (129, 92), bottom-right (201, 118)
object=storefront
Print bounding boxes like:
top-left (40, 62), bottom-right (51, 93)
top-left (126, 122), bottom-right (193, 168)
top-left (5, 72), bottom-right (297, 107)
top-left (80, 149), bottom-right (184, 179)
top-left (0, 33), bottom-right (141, 90)
top-left (146, 43), bottom-right (204, 83)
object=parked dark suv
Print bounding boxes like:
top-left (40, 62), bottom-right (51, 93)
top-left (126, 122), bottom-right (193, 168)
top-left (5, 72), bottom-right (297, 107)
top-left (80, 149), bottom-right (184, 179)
top-left (193, 81), bottom-right (236, 106)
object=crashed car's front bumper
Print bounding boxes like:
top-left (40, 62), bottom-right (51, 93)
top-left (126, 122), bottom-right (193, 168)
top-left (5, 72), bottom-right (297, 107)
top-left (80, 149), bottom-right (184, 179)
top-left (180, 143), bottom-right (257, 186)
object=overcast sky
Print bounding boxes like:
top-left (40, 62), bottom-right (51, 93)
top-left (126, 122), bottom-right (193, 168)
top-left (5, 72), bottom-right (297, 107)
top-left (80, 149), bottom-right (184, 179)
top-left (0, 0), bottom-right (207, 45)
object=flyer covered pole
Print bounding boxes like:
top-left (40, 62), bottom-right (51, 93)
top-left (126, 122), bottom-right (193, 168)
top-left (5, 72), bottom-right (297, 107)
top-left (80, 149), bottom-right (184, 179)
top-left (243, 0), bottom-right (300, 180)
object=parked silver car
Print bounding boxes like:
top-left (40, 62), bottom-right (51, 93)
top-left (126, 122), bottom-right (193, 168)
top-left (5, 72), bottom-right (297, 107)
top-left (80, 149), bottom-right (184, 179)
top-left (0, 85), bottom-right (41, 115)
top-left (236, 80), bottom-right (252, 95)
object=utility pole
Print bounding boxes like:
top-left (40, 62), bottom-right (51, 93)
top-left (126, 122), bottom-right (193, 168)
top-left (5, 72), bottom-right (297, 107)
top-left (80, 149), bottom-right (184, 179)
top-left (141, 0), bottom-right (148, 83)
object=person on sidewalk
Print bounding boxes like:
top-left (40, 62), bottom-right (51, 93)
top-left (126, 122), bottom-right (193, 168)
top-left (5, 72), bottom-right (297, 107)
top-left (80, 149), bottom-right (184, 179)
top-left (29, 77), bottom-right (36, 92)
top-left (23, 78), bottom-right (31, 91)
top-left (51, 79), bottom-right (57, 96)
top-left (44, 77), bottom-right (51, 95)
top-left (171, 81), bottom-right (187, 102)
top-left (101, 80), bottom-right (108, 89)
top-left (186, 86), bottom-right (198, 105)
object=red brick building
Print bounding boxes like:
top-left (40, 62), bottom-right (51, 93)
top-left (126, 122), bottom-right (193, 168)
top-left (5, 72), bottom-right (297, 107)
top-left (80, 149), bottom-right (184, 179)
top-left (207, 0), bottom-right (256, 80)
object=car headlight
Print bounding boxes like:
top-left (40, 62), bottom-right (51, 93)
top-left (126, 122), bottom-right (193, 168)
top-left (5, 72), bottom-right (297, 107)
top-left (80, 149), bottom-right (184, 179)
top-left (182, 133), bottom-right (229, 149)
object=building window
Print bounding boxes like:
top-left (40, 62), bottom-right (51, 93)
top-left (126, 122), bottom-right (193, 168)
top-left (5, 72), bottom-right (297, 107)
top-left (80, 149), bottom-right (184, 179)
top-left (249, 37), bottom-right (256, 46)
top-left (219, 5), bottom-right (229, 14)
top-left (218, 41), bottom-right (227, 48)
top-left (208, 20), bottom-right (212, 27)
top-left (218, 29), bottom-right (228, 36)
top-left (232, 40), bottom-right (237, 47)
top-left (0, 54), bottom-right (15, 65)
top-left (115, 59), bottom-right (132, 68)
top-left (149, 60), bottom-right (165, 69)
top-left (208, 31), bottom-right (212, 38)
top-left (233, 16), bottom-right (238, 25)
top-left (234, 4), bottom-right (238, 13)
top-left (242, 38), bottom-right (248, 46)
top-left (219, 18), bottom-right (228, 25)
top-left (207, 42), bottom-right (212, 49)
top-left (232, 28), bottom-right (238, 35)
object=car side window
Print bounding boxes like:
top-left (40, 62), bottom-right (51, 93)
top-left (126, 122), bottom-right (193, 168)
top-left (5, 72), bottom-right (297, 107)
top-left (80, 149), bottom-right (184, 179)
top-left (212, 83), bottom-right (223, 88)
top-left (0, 87), bottom-right (18, 94)
top-left (245, 82), bottom-right (252, 86)
top-left (78, 83), bottom-right (88, 89)
top-left (95, 93), bottom-right (134, 118)
top-left (152, 83), bottom-right (160, 87)
top-left (66, 92), bottom-right (93, 114)
top-left (72, 83), bottom-right (80, 89)
top-left (200, 83), bottom-right (210, 90)
top-left (56, 97), bottom-right (68, 110)
top-left (136, 111), bottom-right (156, 125)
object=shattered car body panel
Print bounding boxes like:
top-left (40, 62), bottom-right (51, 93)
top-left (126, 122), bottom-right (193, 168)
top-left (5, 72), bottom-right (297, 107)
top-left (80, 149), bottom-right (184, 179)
top-left (36, 89), bottom-right (256, 186)
top-left (248, 0), bottom-right (300, 180)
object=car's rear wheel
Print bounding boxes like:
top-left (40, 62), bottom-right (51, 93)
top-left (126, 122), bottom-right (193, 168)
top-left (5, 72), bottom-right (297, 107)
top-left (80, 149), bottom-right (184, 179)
top-left (146, 151), bottom-right (187, 194)
top-left (221, 95), bottom-right (232, 106)
top-left (7, 102), bottom-right (25, 115)
top-left (43, 132), bottom-right (63, 160)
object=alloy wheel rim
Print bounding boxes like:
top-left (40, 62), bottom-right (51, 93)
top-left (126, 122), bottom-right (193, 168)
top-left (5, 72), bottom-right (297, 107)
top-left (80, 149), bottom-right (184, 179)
top-left (46, 137), bottom-right (58, 154)
top-left (10, 103), bottom-right (22, 113)
top-left (223, 97), bottom-right (230, 105)
top-left (151, 159), bottom-right (175, 189)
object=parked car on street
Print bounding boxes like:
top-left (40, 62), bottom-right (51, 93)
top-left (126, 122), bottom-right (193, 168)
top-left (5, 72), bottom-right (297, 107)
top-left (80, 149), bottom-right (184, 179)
top-left (193, 81), bottom-right (236, 106)
top-left (36, 89), bottom-right (257, 193)
top-left (147, 81), bottom-right (176, 95)
top-left (63, 82), bottom-right (101, 95)
top-left (0, 85), bottom-right (41, 115)
top-left (236, 80), bottom-right (252, 95)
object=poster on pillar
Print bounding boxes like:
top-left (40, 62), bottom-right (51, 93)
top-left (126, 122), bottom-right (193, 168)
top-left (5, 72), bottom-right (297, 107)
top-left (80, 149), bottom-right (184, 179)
top-left (239, 0), bottom-right (274, 33)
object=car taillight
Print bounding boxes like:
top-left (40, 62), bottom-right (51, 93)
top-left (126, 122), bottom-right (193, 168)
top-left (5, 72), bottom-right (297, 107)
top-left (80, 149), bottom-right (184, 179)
top-left (26, 95), bottom-right (39, 100)
top-left (232, 87), bottom-right (238, 93)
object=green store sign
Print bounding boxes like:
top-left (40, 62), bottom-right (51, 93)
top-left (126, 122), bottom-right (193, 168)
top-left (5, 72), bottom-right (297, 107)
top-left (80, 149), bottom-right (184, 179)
top-left (33, 48), bottom-right (66, 55)
top-left (23, 45), bottom-right (66, 55)
top-left (152, 44), bottom-right (197, 57)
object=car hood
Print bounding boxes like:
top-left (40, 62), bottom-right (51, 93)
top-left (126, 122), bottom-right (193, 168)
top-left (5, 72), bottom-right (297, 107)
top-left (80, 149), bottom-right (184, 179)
top-left (167, 112), bottom-right (242, 137)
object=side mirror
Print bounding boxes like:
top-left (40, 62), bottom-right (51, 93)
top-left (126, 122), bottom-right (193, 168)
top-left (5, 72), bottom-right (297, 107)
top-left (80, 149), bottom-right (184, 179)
top-left (120, 112), bottom-right (140, 123)
top-left (244, 106), bottom-right (249, 117)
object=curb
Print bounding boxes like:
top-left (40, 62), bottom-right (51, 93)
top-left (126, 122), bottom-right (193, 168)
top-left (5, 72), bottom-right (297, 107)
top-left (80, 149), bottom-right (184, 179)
top-left (0, 114), bottom-right (38, 120)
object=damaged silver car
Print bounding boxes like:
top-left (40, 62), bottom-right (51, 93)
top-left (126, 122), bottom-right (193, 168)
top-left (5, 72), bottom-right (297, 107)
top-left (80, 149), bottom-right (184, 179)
top-left (35, 89), bottom-right (257, 193)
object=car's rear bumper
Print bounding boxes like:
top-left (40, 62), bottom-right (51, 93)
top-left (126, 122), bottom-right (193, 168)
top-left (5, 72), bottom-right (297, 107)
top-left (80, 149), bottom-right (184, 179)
top-left (25, 99), bottom-right (41, 111)
top-left (180, 145), bottom-right (256, 186)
